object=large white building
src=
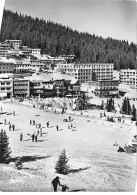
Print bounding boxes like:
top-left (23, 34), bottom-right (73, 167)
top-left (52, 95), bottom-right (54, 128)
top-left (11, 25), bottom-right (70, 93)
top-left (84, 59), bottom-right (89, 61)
top-left (120, 69), bottom-right (137, 90)
top-left (56, 63), bottom-right (113, 83)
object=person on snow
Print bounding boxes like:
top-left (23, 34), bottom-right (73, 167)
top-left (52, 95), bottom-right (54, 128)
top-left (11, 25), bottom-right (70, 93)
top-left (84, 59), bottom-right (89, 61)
top-left (20, 133), bottom-right (23, 141)
top-left (32, 134), bottom-right (35, 142)
top-left (46, 121), bottom-right (49, 128)
top-left (56, 125), bottom-right (59, 131)
top-left (61, 185), bottom-right (69, 192)
top-left (51, 176), bottom-right (61, 192)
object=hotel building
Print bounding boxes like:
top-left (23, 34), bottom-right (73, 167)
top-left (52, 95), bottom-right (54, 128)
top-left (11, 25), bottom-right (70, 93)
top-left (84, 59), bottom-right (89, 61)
top-left (56, 63), bottom-right (113, 83)
top-left (120, 69), bottom-right (137, 90)
top-left (86, 80), bottom-right (119, 97)
top-left (12, 79), bottom-right (30, 97)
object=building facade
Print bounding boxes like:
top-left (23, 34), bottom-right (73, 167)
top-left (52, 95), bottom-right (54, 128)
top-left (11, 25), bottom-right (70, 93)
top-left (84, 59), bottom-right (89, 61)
top-left (12, 79), bottom-right (30, 97)
top-left (85, 80), bottom-right (119, 97)
top-left (30, 49), bottom-right (41, 55)
top-left (56, 63), bottom-right (113, 83)
top-left (0, 60), bottom-right (15, 74)
top-left (0, 43), bottom-right (11, 56)
top-left (0, 78), bottom-right (13, 98)
top-left (120, 69), bottom-right (137, 90)
top-left (4, 40), bottom-right (22, 49)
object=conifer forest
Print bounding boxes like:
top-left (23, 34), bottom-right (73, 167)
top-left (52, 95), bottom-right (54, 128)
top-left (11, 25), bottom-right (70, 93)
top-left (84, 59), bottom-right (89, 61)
top-left (0, 10), bottom-right (136, 70)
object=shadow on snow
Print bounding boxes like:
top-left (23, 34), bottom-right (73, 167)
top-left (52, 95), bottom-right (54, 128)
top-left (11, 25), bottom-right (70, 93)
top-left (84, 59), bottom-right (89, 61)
top-left (9, 155), bottom-right (51, 163)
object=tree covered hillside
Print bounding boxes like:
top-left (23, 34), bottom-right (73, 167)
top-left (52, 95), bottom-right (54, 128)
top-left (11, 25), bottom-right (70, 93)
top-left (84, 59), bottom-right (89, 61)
top-left (0, 10), bottom-right (136, 70)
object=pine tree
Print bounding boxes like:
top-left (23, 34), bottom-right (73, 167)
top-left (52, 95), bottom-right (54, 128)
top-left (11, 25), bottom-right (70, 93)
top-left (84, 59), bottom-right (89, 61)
top-left (126, 98), bottom-right (131, 115)
top-left (55, 149), bottom-right (70, 175)
top-left (131, 104), bottom-right (136, 121)
top-left (122, 97), bottom-right (127, 114)
top-left (122, 97), bottom-right (131, 115)
top-left (0, 130), bottom-right (12, 163)
top-left (106, 98), bottom-right (115, 112)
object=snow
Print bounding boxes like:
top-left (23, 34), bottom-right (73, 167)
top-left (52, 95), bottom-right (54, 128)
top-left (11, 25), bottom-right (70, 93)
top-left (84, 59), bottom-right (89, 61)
top-left (0, 99), bottom-right (136, 192)
top-left (24, 72), bottom-right (77, 84)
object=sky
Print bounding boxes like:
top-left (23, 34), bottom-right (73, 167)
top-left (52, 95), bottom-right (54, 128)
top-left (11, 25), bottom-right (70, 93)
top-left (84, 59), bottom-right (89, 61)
top-left (4, 0), bottom-right (137, 43)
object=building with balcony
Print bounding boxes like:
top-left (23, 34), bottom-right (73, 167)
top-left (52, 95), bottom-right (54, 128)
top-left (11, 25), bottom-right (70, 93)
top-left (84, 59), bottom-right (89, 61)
top-left (0, 43), bottom-right (11, 56)
top-left (56, 63), bottom-right (113, 83)
top-left (84, 80), bottom-right (119, 97)
top-left (30, 48), bottom-right (41, 55)
top-left (0, 59), bottom-right (15, 74)
top-left (4, 40), bottom-right (22, 49)
top-left (120, 69), bottom-right (137, 90)
top-left (14, 62), bottom-right (30, 74)
top-left (12, 79), bottom-right (30, 97)
top-left (0, 78), bottom-right (13, 98)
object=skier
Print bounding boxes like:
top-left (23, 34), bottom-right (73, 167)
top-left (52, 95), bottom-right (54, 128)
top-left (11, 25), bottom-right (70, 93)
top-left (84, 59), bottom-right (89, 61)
top-left (62, 108), bottom-right (64, 114)
top-left (35, 135), bottom-right (38, 142)
top-left (32, 134), bottom-right (35, 142)
top-left (13, 124), bottom-right (15, 131)
top-left (20, 133), bottom-right (23, 141)
top-left (51, 176), bottom-right (61, 192)
top-left (40, 128), bottom-right (42, 136)
top-left (30, 120), bottom-right (32, 125)
top-left (39, 123), bottom-right (41, 128)
top-left (56, 125), bottom-right (59, 131)
top-left (9, 124), bottom-right (11, 131)
top-left (71, 123), bottom-right (73, 128)
top-left (46, 121), bottom-right (49, 128)
top-left (69, 116), bottom-right (71, 121)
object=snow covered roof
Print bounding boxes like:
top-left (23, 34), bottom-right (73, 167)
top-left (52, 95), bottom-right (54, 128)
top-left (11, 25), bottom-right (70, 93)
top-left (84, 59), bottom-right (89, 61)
top-left (0, 74), bottom-right (13, 78)
top-left (118, 84), bottom-right (135, 93)
top-left (87, 97), bottom-right (102, 105)
top-left (24, 72), bottom-right (77, 84)
top-left (0, 57), bottom-right (15, 63)
top-left (124, 92), bottom-right (137, 99)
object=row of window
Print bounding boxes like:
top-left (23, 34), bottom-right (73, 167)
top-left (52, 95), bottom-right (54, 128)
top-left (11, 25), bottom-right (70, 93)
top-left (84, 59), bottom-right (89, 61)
top-left (0, 71), bottom-right (13, 73)
top-left (125, 81), bottom-right (136, 84)
top-left (121, 72), bottom-right (136, 74)
top-left (15, 65), bottom-right (30, 67)
top-left (0, 82), bottom-right (11, 85)
top-left (0, 67), bottom-right (13, 69)
top-left (99, 82), bottom-right (118, 86)
top-left (14, 84), bottom-right (28, 86)
top-left (14, 89), bottom-right (28, 91)
top-left (0, 88), bottom-right (11, 91)
top-left (98, 87), bottom-right (118, 90)
top-left (0, 63), bottom-right (13, 65)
